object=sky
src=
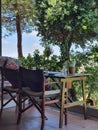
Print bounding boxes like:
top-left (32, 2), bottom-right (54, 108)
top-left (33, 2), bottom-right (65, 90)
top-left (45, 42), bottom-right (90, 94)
top-left (2, 30), bottom-right (60, 58)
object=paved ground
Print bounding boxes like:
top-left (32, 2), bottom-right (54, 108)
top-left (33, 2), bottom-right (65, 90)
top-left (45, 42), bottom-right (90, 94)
top-left (0, 106), bottom-right (98, 130)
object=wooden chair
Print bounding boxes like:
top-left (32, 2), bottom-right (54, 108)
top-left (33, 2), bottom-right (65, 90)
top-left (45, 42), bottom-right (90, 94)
top-left (0, 67), bottom-right (20, 116)
top-left (0, 66), bottom-right (29, 123)
top-left (0, 57), bottom-right (23, 121)
top-left (17, 67), bottom-right (61, 129)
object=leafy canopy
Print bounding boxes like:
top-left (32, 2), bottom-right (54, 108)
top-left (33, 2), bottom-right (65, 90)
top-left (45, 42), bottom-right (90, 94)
top-left (35, 0), bottom-right (98, 47)
top-left (2, 0), bottom-right (36, 36)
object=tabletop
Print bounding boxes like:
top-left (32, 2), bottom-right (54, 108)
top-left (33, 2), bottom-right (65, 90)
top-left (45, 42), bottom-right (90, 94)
top-left (44, 71), bottom-right (91, 78)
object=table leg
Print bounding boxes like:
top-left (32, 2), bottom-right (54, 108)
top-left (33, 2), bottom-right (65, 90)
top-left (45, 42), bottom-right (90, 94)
top-left (59, 82), bottom-right (65, 128)
top-left (82, 79), bottom-right (87, 119)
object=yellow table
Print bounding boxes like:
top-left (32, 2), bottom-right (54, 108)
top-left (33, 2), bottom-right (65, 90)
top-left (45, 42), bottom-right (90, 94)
top-left (59, 74), bottom-right (89, 128)
top-left (44, 71), bottom-right (90, 128)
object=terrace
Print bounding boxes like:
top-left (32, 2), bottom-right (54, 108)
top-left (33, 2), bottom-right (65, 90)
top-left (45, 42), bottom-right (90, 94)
top-left (0, 104), bottom-right (98, 130)
top-left (0, 57), bottom-right (98, 130)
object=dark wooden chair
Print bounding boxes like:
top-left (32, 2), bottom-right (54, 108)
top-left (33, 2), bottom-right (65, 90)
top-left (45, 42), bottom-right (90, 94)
top-left (17, 67), bottom-right (61, 129)
top-left (0, 67), bottom-right (20, 115)
top-left (0, 66), bottom-right (29, 123)
top-left (0, 66), bottom-right (61, 129)
top-left (0, 57), bottom-right (23, 122)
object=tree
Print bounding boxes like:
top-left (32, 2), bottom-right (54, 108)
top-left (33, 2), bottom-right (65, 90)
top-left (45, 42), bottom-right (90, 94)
top-left (43, 45), bottom-right (53, 60)
top-left (2, 0), bottom-right (36, 58)
top-left (35, 0), bottom-right (98, 62)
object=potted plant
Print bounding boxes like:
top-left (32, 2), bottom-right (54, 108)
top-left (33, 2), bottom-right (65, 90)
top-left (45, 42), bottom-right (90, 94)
top-left (68, 60), bottom-right (76, 74)
top-left (62, 60), bottom-right (76, 88)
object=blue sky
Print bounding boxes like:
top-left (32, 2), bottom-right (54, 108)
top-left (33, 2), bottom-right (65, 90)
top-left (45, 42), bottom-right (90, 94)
top-left (2, 30), bottom-right (60, 58)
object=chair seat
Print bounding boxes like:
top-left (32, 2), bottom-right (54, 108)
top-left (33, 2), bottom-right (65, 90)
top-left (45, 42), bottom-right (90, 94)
top-left (21, 87), bottom-right (43, 96)
top-left (21, 87), bottom-right (60, 97)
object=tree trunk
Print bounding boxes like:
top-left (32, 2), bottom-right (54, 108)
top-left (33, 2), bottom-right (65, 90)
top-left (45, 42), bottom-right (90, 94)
top-left (60, 41), bottom-right (70, 63)
top-left (16, 12), bottom-right (23, 58)
top-left (59, 32), bottom-right (74, 63)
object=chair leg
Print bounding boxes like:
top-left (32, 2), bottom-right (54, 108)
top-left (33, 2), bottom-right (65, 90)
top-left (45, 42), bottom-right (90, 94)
top-left (29, 97), bottom-right (47, 120)
top-left (17, 94), bottom-right (22, 124)
top-left (0, 92), bottom-right (3, 117)
top-left (41, 98), bottom-right (45, 130)
top-left (17, 111), bottom-right (22, 124)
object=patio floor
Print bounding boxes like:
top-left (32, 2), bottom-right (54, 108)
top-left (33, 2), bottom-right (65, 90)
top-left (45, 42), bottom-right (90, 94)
top-left (0, 105), bottom-right (98, 130)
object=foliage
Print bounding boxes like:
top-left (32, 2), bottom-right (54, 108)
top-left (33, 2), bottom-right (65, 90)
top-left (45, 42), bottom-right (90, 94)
top-left (35, 0), bottom-right (98, 60)
top-left (43, 45), bottom-right (53, 59)
top-left (67, 59), bottom-right (76, 67)
top-left (19, 45), bottom-right (98, 107)
top-left (19, 54), bottom-right (34, 69)
top-left (2, 0), bottom-right (36, 35)
top-left (72, 44), bottom-right (98, 106)
top-left (20, 49), bottom-right (61, 71)
top-left (2, 0), bottom-right (36, 57)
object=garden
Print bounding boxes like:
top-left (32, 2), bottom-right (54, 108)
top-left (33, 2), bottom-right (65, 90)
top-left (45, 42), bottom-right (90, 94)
top-left (20, 44), bottom-right (98, 109)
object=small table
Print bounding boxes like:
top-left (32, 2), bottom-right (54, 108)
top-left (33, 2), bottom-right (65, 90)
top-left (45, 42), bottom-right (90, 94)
top-left (44, 71), bottom-right (90, 128)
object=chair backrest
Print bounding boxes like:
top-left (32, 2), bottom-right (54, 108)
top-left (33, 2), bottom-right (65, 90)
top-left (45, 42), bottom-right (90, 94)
top-left (1, 67), bottom-right (20, 89)
top-left (19, 67), bottom-right (44, 92)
